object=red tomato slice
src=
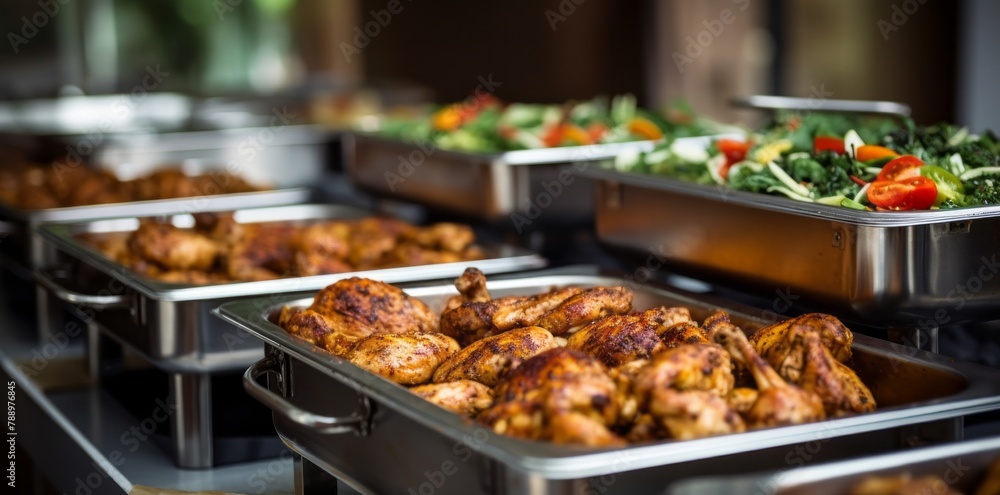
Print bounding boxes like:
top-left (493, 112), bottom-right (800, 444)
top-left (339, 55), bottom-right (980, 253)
top-left (716, 139), bottom-right (750, 164)
top-left (867, 177), bottom-right (937, 211)
top-left (541, 124), bottom-right (564, 147)
top-left (587, 123), bottom-right (607, 143)
top-left (877, 155), bottom-right (924, 181)
top-left (814, 136), bottom-right (846, 155)
top-left (856, 145), bottom-right (899, 162)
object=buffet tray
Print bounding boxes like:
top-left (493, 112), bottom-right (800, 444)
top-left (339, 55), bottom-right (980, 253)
top-left (216, 266), bottom-right (1000, 495)
top-left (345, 133), bottom-right (659, 224)
top-left (668, 435), bottom-right (1000, 495)
top-left (34, 204), bottom-right (546, 373)
top-left (581, 167), bottom-right (1000, 326)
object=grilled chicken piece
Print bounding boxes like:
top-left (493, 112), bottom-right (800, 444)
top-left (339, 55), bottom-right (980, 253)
top-left (480, 348), bottom-right (622, 446)
top-left (976, 457), bottom-right (1000, 495)
top-left (566, 307), bottom-right (691, 367)
top-left (440, 287), bottom-right (582, 346)
top-left (220, 223), bottom-right (299, 280)
top-left (532, 286), bottom-right (634, 335)
top-left (548, 411), bottom-right (627, 447)
top-left (713, 322), bottom-right (826, 428)
top-left (726, 387), bottom-right (759, 415)
top-left (632, 344), bottom-right (735, 406)
top-left (432, 326), bottom-right (557, 387)
top-left (344, 217), bottom-right (414, 268)
top-left (127, 223), bottom-right (219, 271)
top-left (659, 321), bottom-right (711, 348)
top-left (293, 222), bottom-right (353, 276)
top-left (310, 278), bottom-right (438, 337)
top-left (750, 313), bottom-right (854, 367)
top-left (348, 332), bottom-right (460, 385)
top-left (444, 267), bottom-right (492, 313)
top-left (646, 388), bottom-right (746, 440)
top-left (382, 243), bottom-right (469, 268)
top-left (701, 311), bottom-right (732, 339)
top-left (409, 380), bottom-right (494, 416)
top-left (402, 222), bottom-right (476, 253)
top-left (608, 359), bottom-right (649, 425)
top-left (794, 330), bottom-right (876, 416)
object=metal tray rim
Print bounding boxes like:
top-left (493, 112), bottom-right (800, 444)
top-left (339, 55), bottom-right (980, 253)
top-left (350, 132), bottom-right (662, 166)
top-left (214, 266), bottom-right (1000, 479)
top-left (580, 167), bottom-right (1000, 227)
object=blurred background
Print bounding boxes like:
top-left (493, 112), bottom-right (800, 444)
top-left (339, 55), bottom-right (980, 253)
top-left (0, 0), bottom-right (997, 130)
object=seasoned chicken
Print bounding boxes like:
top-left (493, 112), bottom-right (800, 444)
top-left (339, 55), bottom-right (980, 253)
top-left (292, 222), bottom-right (352, 276)
top-left (726, 387), bottom-right (759, 415)
top-left (409, 380), bottom-right (494, 416)
top-left (632, 344), bottom-right (735, 405)
top-left (548, 411), bottom-right (627, 447)
top-left (432, 326), bottom-right (557, 387)
top-left (750, 313), bottom-right (854, 366)
top-left (566, 306), bottom-right (691, 367)
top-left (310, 277), bottom-right (438, 337)
top-left (646, 388), bottom-right (746, 440)
top-left (480, 348), bottom-right (622, 446)
top-left (440, 287), bottom-right (583, 346)
top-left (344, 217), bottom-right (413, 268)
top-left (659, 321), bottom-right (711, 348)
top-left (443, 267), bottom-right (492, 313)
top-left (223, 223), bottom-right (299, 280)
top-left (127, 223), bottom-right (219, 271)
top-left (794, 330), bottom-right (876, 417)
top-left (713, 322), bottom-right (826, 428)
top-left (401, 222), bottom-right (476, 253)
top-left (532, 286), bottom-right (633, 335)
top-left (608, 359), bottom-right (649, 425)
top-left (348, 332), bottom-right (460, 385)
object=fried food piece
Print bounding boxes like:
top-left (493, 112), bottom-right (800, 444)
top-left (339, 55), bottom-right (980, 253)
top-left (726, 387), bottom-right (759, 415)
top-left (310, 277), bottom-right (438, 338)
top-left (127, 223), bottom-right (219, 271)
top-left (348, 332), bottom-right (460, 385)
top-left (443, 267), bottom-right (492, 313)
top-left (567, 307), bottom-right (691, 367)
top-left (548, 411), bottom-right (627, 447)
top-left (532, 286), bottom-right (634, 335)
top-left (432, 326), bottom-right (557, 387)
top-left (409, 380), bottom-right (494, 416)
top-left (223, 223), bottom-right (298, 281)
top-left (750, 313), bottom-right (854, 367)
top-left (401, 222), bottom-right (475, 253)
top-left (713, 322), bottom-right (826, 428)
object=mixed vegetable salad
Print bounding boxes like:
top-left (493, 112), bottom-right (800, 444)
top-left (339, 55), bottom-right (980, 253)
top-left (378, 95), bottom-right (732, 153)
top-left (614, 112), bottom-right (1000, 211)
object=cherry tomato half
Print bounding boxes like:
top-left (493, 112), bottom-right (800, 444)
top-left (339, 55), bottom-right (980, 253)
top-left (877, 155), bottom-right (924, 181)
top-left (814, 136), bottom-right (846, 155)
top-left (856, 145), bottom-right (900, 162)
top-left (716, 139), bottom-right (751, 179)
top-left (867, 176), bottom-right (938, 211)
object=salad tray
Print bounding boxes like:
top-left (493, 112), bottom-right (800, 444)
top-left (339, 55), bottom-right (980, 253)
top-left (216, 266), bottom-right (1000, 495)
top-left (345, 133), bottom-right (659, 225)
top-left (668, 435), bottom-right (1000, 495)
top-left (582, 167), bottom-right (1000, 328)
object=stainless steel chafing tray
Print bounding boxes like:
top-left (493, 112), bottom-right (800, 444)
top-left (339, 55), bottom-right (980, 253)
top-left (668, 435), bottom-right (1000, 495)
top-left (217, 266), bottom-right (1000, 495)
top-left (580, 167), bottom-right (1000, 328)
top-left (34, 204), bottom-right (546, 373)
top-left (345, 133), bottom-right (659, 223)
top-left (34, 204), bottom-right (545, 469)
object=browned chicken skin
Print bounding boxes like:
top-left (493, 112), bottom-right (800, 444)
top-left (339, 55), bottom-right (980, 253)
top-left (348, 332), bottom-right (460, 385)
top-left (443, 267), bottom-right (492, 313)
top-left (310, 277), bottom-right (438, 337)
top-left (645, 388), bottom-right (746, 440)
top-left (480, 348), bottom-right (624, 446)
top-left (432, 326), bottom-right (557, 387)
top-left (794, 330), bottom-right (876, 417)
top-left (532, 286), bottom-right (634, 335)
top-left (659, 321), bottom-right (711, 348)
top-left (127, 223), bottom-right (219, 271)
top-left (409, 380), bottom-right (494, 416)
top-left (713, 321), bottom-right (826, 428)
top-left (750, 313), bottom-right (854, 367)
top-left (566, 306), bottom-right (691, 367)
top-left (632, 344), bottom-right (735, 405)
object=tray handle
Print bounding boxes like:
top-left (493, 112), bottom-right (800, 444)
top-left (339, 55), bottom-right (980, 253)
top-left (35, 267), bottom-right (133, 309)
top-left (244, 352), bottom-right (373, 436)
top-left (731, 95), bottom-right (912, 118)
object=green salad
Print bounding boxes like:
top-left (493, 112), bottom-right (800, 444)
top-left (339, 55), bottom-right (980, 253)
top-left (614, 112), bottom-right (1000, 211)
top-left (378, 95), bottom-right (733, 153)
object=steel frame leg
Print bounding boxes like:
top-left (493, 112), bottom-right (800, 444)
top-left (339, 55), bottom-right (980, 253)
top-left (170, 372), bottom-right (214, 468)
top-left (296, 456), bottom-right (340, 495)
